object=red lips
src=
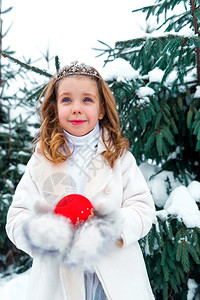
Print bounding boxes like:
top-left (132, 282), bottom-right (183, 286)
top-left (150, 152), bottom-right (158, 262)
top-left (70, 120), bottom-right (86, 125)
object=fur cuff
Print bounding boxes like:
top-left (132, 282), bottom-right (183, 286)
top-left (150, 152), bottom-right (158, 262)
top-left (23, 204), bottom-right (121, 270)
top-left (23, 213), bottom-right (74, 260)
top-left (64, 211), bottom-right (121, 271)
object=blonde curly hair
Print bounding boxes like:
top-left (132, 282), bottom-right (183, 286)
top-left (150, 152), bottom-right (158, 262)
top-left (35, 69), bottom-right (129, 168)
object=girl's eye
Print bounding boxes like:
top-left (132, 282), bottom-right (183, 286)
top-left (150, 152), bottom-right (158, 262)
top-left (63, 98), bottom-right (71, 103)
top-left (84, 98), bottom-right (92, 102)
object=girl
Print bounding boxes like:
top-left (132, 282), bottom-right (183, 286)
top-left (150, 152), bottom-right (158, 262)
top-left (6, 61), bottom-right (155, 300)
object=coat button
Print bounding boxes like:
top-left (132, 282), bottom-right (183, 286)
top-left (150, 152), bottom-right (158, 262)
top-left (104, 186), bottom-right (111, 194)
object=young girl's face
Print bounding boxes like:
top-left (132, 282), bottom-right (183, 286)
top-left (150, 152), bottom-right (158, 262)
top-left (57, 76), bottom-right (104, 136)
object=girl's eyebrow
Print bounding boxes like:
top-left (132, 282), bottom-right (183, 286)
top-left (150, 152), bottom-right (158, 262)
top-left (58, 92), bottom-right (72, 97)
top-left (82, 92), bottom-right (97, 99)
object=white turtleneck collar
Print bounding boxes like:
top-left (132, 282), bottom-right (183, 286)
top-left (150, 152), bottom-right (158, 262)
top-left (63, 122), bottom-right (101, 194)
top-left (63, 121), bottom-right (100, 154)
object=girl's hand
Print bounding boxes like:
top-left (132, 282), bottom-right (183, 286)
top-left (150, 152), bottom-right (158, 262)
top-left (116, 238), bottom-right (123, 248)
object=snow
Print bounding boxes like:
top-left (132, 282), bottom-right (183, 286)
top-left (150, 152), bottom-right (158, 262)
top-left (184, 68), bottom-right (197, 84)
top-left (148, 68), bottom-right (164, 83)
top-left (136, 86), bottom-right (155, 98)
top-left (140, 164), bottom-right (182, 208)
top-left (157, 184), bottom-right (200, 228)
top-left (194, 86), bottom-right (200, 98)
top-left (17, 164), bottom-right (26, 174)
top-left (169, 146), bottom-right (181, 160)
top-left (139, 162), bottom-right (200, 228)
top-left (149, 177), bottom-right (170, 208)
top-left (5, 180), bottom-right (14, 190)
top-left (101, 58), bottom-right (139, 81)
top-left (139, 162), bottom-right (158, 182)
top-left (0, 270), bottom-right (30, 300)
top-left (187, 278), bottom-right (198, 300)
top-left (187, 181), bottom-right (200, 202)
top-left (18, 151), bottom-right (31, 157)
top-left (165, 70), bottom-right (178, 85)
top-left (1, 261), bottom-right (199, 300)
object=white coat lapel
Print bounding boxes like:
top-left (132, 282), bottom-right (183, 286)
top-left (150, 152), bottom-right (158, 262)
top-left (30, 151), bottom-right (76, 205)
top-left (84, 139), bottom-right (113, 199)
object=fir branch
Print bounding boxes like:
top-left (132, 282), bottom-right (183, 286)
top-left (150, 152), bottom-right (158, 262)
top-left (162, 263), bottom-right (170, 281)
top-left (115, 35), bottom-right (188, 50)
top-left (174, 268), bottom-right (181, 285)
top-left (144, 131), bottom-right (156, 152)
top-left (2, 7), bottom-right (13, 15)
top-left (132, 4), bottom-right (161, 14)
top-left (186, 242), bottom-right (200, 264)
top-left (132, 1), bottom-right (190, 21)
top-left (166, 240), bottom-right (174, 258)
top-left (148, 224), bottom-right (156, 254)
top-left (169, 274), bottom-right (179, 293)
top-left (187, 109), bottom-right (194, 129)
top-left (156, 132), bottom-right (164, 156)
top-left (161, 242), bottom-right (167, 265)
top-left (156, 11), bottom-right (191, 32)
top-left (163, 280), bottom-right (168, 300)
top-left (1, 52), bottom-right (53, 78)
top-left (26, 85), bottom-right (47, 102)
top-left (182, 241), bottom-right (190, 272)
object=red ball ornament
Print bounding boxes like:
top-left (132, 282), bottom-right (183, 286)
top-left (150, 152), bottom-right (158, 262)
top-left (54, 194), bottom-right (95, 227)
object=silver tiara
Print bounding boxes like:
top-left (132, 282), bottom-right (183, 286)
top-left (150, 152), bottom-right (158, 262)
top-left (56, 61), bottom-right (100, 82)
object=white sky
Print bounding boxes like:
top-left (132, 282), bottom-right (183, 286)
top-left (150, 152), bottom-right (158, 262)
top-left (2, 0), bottom-right (151, 73)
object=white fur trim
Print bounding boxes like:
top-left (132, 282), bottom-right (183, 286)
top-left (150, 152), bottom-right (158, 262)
top-left (23, 213), bottom-right (74, 260)
top-left (65, 212), bottom-right (121, 270)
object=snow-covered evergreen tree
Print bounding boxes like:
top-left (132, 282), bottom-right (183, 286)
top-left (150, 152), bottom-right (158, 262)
top-left (96, 0), bottom-right (200, 299)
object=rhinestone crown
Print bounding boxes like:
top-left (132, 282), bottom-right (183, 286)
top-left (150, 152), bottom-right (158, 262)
top-left (56, 61), bottom-right (100, 82)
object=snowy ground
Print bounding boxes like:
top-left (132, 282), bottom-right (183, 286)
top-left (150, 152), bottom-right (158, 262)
top-left (0, 270), bottom-right (30, 300)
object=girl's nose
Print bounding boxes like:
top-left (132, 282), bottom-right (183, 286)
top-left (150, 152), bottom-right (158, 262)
top-left (72, 104), bottom-right (82, 114)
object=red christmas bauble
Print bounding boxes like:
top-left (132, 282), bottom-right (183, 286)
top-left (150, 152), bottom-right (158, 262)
top-left (54, 194), bottom-right (94, 227)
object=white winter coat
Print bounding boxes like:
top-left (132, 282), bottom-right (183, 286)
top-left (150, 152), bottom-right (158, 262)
top-left (6, 136), bottom-right (155, 300)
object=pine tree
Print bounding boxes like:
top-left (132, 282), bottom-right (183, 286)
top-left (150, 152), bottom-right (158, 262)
top-left (96, 0), bottom-right (200, 299)
top-left (0, 3), bottom-right (52, 275)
